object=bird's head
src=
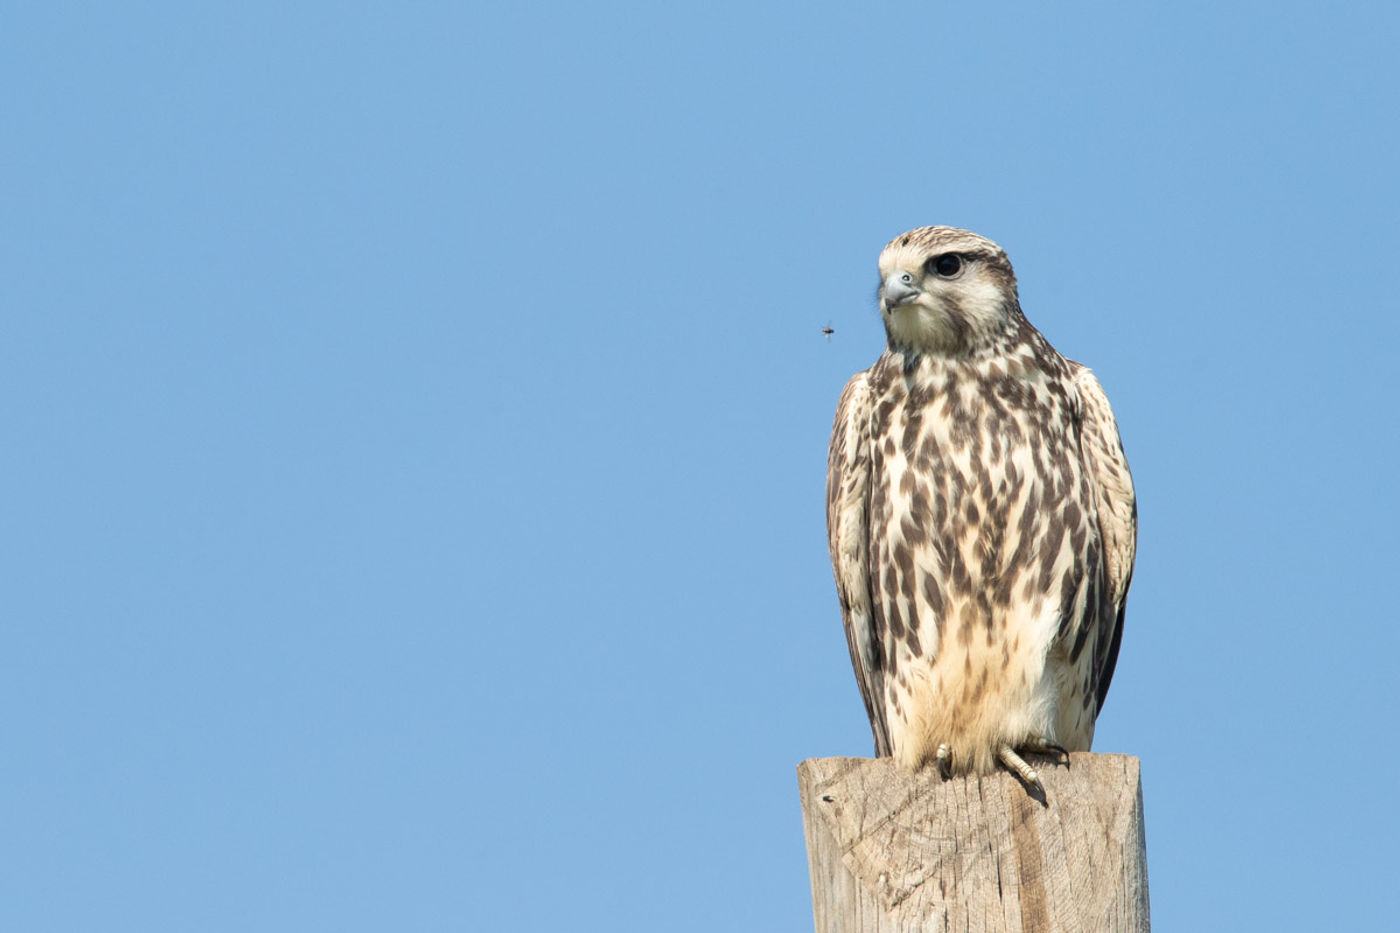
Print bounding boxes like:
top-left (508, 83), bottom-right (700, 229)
top-left (877, 226), bottom-right (1021, 356)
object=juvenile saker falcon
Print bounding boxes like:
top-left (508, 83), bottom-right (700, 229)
top-left (826, 227), bottom-right (1136, 790)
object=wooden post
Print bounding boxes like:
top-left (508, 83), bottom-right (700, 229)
top-left (797, 753), bottom-right (1149, 933)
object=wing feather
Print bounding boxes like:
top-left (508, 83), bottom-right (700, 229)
top-left (826, 371), bottom-right (890, 756)
top-left (1071, 363), bottom-right (1137, 713)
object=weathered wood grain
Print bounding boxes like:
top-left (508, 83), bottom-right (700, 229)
top-left (798, 754), bottom-right (1149, 932)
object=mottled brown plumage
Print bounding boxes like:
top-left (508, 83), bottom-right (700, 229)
top-left (826, 227), bottom-right (1136, 786)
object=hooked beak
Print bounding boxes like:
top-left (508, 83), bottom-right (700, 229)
top-left (881, 272), bottom-right (921, 311)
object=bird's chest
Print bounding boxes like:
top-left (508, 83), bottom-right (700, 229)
top-left (868, 371), bottom-right (1050, 539)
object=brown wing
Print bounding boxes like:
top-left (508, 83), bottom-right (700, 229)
top-left (1071, 362), bottom-right (1137, 713)
top-left (826, 370), bottom-right (890, 756)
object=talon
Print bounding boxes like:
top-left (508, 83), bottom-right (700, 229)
top-left (935, 743), bottom-right (952, 779)
top-left (1021, 740), bottom-right (1071, 766)
top-left (997, 745), bottom-right (1045, 794)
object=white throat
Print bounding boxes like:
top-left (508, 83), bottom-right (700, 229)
top-left (883, 277), bottom-right (1013, 356)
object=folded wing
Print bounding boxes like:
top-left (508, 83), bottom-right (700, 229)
top-left (1071, 363), bottom-right (1137, 713)
top-left (826, 371), bottom-right (890, 756)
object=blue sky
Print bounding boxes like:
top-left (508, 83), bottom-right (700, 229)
top-left (4, 2), bottom-right (1397, 929)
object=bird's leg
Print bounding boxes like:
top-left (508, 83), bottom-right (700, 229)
top-left (935, 743), bottom-right (952, 780)
top-left (997, 745), bottom-right (1044, 794)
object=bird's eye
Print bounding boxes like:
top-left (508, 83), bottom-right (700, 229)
top-left (927, 254), bottom-right (963, 278)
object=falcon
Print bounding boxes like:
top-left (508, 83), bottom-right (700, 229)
top-left (826, 226), bottom-right (1136, 791)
